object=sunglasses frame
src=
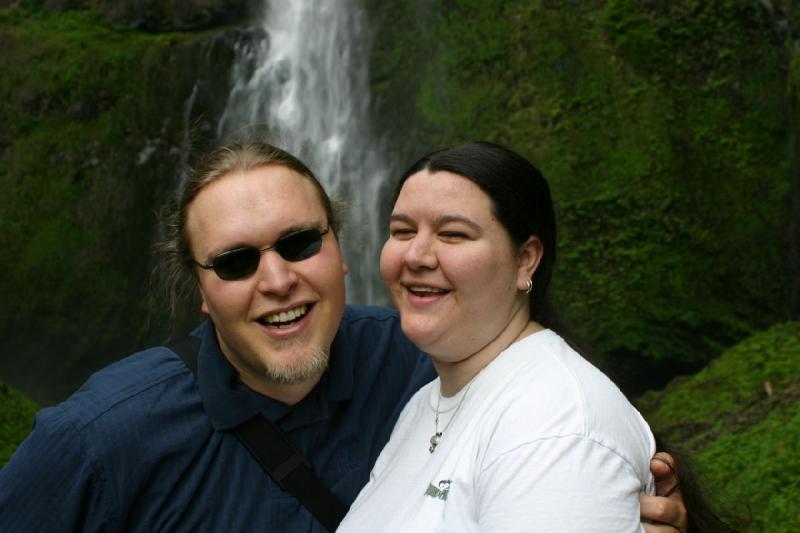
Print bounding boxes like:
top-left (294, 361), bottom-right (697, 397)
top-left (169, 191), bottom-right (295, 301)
top-left (192, 226), bottom-right (330, 281)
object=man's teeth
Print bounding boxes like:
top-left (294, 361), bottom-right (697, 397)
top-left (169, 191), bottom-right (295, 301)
top-left (409, 286), bottom-right (447, 294)
top-left (264, 304), bottom-right (308, 324)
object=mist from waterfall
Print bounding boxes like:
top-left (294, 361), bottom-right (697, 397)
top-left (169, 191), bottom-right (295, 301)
top-left (217, 0), bottom-right (391, 305)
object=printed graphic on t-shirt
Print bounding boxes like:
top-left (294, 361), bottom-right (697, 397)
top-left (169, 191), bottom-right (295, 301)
top-left (424, 479), bottom-right (451, 501)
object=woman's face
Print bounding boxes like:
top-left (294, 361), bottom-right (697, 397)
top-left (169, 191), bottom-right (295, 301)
top-left (380, 169), bottom-right (537, 363)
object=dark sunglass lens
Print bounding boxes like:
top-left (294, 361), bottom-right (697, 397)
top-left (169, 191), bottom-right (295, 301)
top-left (277, 229), bottom-right (323, 262)
top-left (213, 247), bottom-right (261, 280)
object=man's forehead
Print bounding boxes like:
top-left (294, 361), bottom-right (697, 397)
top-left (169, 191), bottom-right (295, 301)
top-left (186, 166), bottom-right (329, 249)
top-left (196, 166), bottom-right (323, 209)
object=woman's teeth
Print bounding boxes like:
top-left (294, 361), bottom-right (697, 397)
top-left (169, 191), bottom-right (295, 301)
top-left (409, 286), bottom-right (447, 295)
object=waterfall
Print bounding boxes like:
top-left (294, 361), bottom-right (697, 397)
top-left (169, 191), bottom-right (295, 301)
top-left (177, 81), bottom-right (200, 184)
top-left (217, 0), bottom-right (390, 305)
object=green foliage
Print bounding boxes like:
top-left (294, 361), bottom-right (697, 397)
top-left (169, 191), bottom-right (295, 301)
top-left (0, 10), bottom-right (175, 309)
top-left (0, 382), bottom-right (39, 466)
top-left (18, 0), bottom-right (45, 12)
top-left (0, 7), bottom-right (214, 402)
top-left (639, 323), bottom-right (800, 438)
top-left (556, 189), bottom-right (752, 372)
top-left (638, 323), bottom-right (800, 532)
top-left (367, 0), bottom-right (792, 390)
top-left (415, 0), bottom-right (512, 144)
top-left (694, 407), bottom-right (800, 530)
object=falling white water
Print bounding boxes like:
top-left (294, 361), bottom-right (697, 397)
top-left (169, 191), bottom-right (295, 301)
top-left (217, 0), bottom-right (391, 304)
top-left (177, 81), bottom-right (200, 183)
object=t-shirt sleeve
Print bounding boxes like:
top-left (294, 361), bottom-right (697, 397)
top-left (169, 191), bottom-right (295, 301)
top-left (0, 406), bottom-right (112, 532)
top-left (476, 435), bottom-right (645, 533)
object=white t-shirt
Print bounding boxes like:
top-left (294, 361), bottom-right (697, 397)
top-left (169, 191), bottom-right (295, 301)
top-left (338, 329), bottom-right (655, 532)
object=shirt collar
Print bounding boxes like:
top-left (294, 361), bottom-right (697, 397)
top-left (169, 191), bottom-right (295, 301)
top-left (193, 317), bottom-right (357, 431)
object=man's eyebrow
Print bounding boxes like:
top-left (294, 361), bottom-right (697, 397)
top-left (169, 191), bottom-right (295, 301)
top-left (210, 220), bottom-right (324, 256)
top-left (389, 213), bottom-right (482, 232)
top-left (278, 220), bottom-right (325, 238)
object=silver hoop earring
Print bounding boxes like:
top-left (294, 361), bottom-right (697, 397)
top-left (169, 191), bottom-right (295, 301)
top-left (525, 278), bottom-right (533, 295)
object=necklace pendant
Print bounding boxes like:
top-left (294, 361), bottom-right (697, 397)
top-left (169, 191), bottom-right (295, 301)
top-left (429, 432), bottom-right (442, 453)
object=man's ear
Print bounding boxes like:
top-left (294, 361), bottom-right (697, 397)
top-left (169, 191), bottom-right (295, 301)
top-left (329, 230), bottom-right (349, 275)
top-left (516, 235), bottom-right (544, 291)
top-left (199, 285), bottom-right (210, 315)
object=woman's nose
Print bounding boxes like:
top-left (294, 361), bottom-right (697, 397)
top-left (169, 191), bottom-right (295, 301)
top-left (403, 233), bottom-right (438, 270)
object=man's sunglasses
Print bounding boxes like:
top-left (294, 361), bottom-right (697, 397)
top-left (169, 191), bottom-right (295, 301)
top-left (193, 226), bottom-right (330, 281)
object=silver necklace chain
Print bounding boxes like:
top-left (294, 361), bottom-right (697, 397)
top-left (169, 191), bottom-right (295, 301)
top-left (429, 382), bottom-right (472, 453)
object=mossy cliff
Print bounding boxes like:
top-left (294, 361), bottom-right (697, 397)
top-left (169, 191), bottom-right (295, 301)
top-left (367, 0), bottom-right (798, 393)
top-left (638, 323), bottom-right (800, 532)
top-left (0, 5), bottom-right (242, 402)
top-left (0, 383), bottom-right (38, 466)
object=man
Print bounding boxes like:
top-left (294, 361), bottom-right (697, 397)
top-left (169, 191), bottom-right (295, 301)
top-left (0, 143), bottom-right (687, 531)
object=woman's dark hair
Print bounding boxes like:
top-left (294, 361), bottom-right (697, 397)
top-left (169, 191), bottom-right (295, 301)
top-left (656, 437), bottom-right (748, 532)
top-left (393, 141), bottom-right (558, 327)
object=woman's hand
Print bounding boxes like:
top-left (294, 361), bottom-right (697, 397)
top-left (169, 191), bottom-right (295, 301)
top-left (641, 452), bottom-right (688, 532)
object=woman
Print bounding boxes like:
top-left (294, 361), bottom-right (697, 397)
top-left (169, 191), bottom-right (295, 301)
top-left (338, 142), bottom-right (657, 531)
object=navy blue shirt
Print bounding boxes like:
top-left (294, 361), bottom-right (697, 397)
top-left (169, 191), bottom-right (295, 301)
top-left (0, 305), bottom-right (435, 532)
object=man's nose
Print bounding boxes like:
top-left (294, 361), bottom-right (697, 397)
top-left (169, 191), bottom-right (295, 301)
top-left (255, 250), bottom-right (299, 295)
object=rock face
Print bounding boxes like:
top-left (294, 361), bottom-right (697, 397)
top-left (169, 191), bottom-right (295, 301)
top-left (92, 0), bottom-right (253, 31)
top-left (36, 0), bottom-right (253, 31)
top-left (0, 7), bottom-right (244, 403)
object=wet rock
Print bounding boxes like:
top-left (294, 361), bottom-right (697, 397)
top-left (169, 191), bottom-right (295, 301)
top-left (32, 0), bottom-right (254, 31)
top-left (91, 0), bottom-right (254, 32)
top-left (69, 99), bottom-right (98, 120)
top-left (41, 0), bottom-right (90, 11)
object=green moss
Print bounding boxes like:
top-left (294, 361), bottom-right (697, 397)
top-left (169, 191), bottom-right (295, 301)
top-left (638, 323), bottom-right (800, 532)
top-left (694, 407), bottom-right (800, 531)
top-left (367, 0), bottom-right (791, 390)
top-left (0, 11), bottom-right (167, 325)
top-left (0, 8), bottom-right (219, 402)
top-left (0, 382), bottom-right (39, 466)
top-left (639, 323), bottom-right (800, 435)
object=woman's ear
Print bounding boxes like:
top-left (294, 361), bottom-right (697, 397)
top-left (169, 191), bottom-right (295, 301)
top-left (516, 235), bottom-right (544, 291)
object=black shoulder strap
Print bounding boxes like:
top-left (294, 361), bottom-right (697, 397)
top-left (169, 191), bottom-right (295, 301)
top-left (168, 336), bottom-right (348, 532)
top-left (170, 335), bottom-right (200, 374)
